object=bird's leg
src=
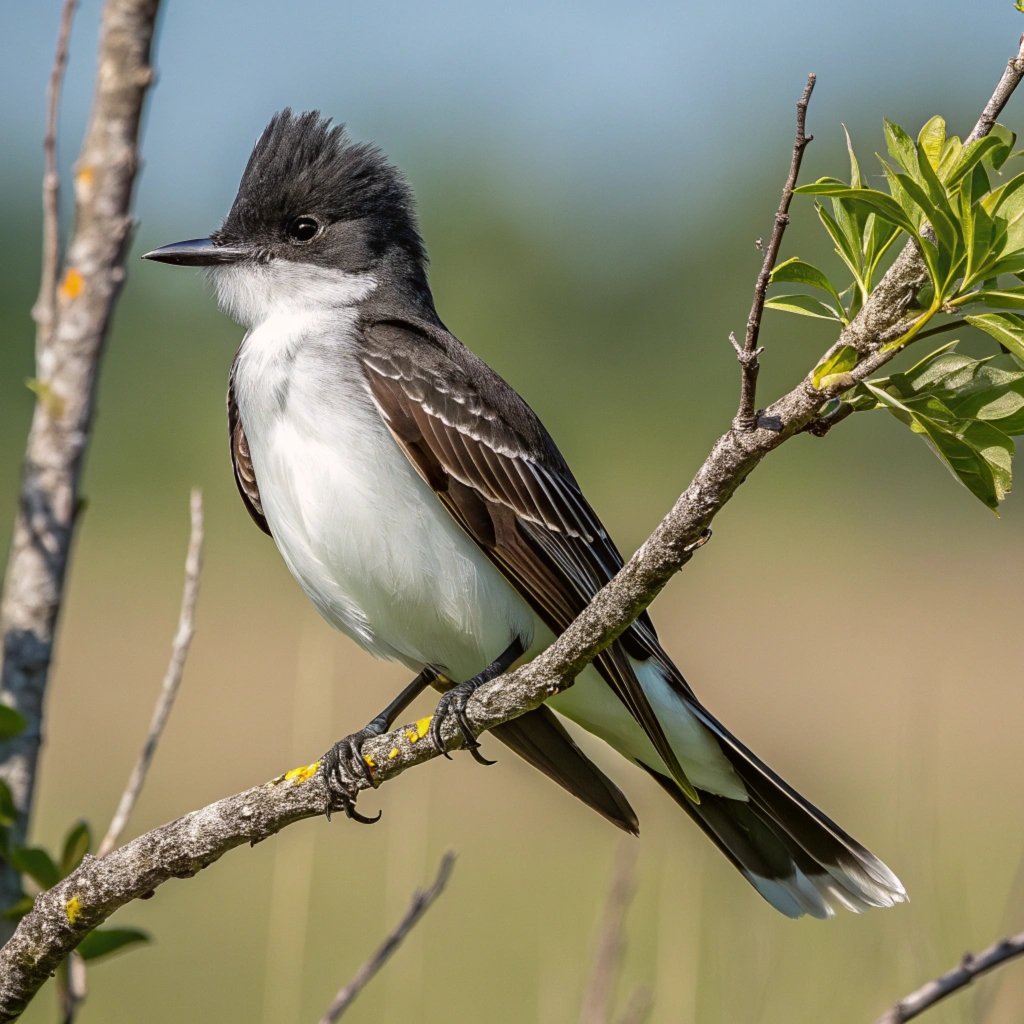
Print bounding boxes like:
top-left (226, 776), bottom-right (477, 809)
top-left (322, 668), bottom-right (436, 823)
top-left (428, 636), bottom-right (525, 764)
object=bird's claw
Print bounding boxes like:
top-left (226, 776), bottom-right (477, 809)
top-left (428, 683), bottom-right (495, 765)
top-left (321, 728), bottom-right (385, 825)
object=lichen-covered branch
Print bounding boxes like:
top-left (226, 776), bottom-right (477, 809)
top-left (0, 0), bottom-right (162, 921)
top-left (1, 31), bottom-right (1022, 1024)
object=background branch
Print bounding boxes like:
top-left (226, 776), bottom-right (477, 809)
top-left (0, 0), bottom-right (162, 928)
top-left (0, 30), bottom-right (1021, 1024)
top-left (96, 490), bottom-right (203, 859)
top-left (30, 0), bottom-right (77, 349)
top-left (876, 930), bottom-right (1024, 1023)
top-left (318, 851), bottom-right (455, 1023)
top-left (579, 844), bottom-right (640, 1024)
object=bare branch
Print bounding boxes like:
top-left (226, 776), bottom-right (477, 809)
top-left (97, 491), bottom-right (204, 859)
top-left (0, 0), bottom-right (162, 923)
top-left (1, 31), bottom-right (1023, 1024)
top-left (31, 0), bottom-right (77, 348)
top-left (733, 72), bottom-right (816, 431)
top-left (579, 844), bottom-right (638, 1024)
top-left (876, 931), bottom-right (1024, 1023)
top-left (318, 852), bottom-right (456, 1023)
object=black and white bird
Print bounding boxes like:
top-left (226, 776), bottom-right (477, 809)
top-left (144, 110), bottom-right (906, 918)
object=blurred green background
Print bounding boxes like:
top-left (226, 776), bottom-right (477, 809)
top-left (3, 2), bottom-right (1024, 1022)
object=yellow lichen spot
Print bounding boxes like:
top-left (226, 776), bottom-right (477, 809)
top-left (405, 716), bottom-right (432, 743)
top-left (76, 166), bottom-right (95, 189)
top-left (363, 754), bottom-right (375, 770)
top-left (66, 894), bottom-right (83, 926)
top-left (387, 747), bottom-right (400, 760)
top-left (283, 761), bottom-right (320, 784)
top-left (60, 267), bottom-right (84, 301)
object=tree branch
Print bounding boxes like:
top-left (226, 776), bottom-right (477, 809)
top-left (97, 490), bottom-right (204, 859)
top-left (0, 0), bottom-right (162, 925)
top-left (30, 0), bottom-right (77, 349)
top-left (1, 31), bottom-right (1022, 1024)
top-left (732, 72), bottom-right (816, 430)
top-left (318, 851), bottom-right (455, 1023)
top-left (876, 930), bottom-right (1024, 1023)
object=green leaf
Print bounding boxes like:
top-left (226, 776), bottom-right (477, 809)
top-left (812, 344), bottom-right (859, 388)
top-left (988, 123), bottom-right (1017, 169)
top-left (769, 257), bottom-right (845, 312)
top-left (60, 821), bottom-right (91, 877)
top-left (884, 120), bottom-right (920, 178)
top-left (0, 707), bottom-right (26, 742)
top-left (864, 382), bottom-right (1010, 508)
top-left (0, 781), bottom-right (16, 829)
top-left (764, 294), bottom-right (843, 321)
top-left (967, 289), bottom-right (1024, 309)
top-left (9, 847), bottom-right (60, 890)
top-left (893, 171), bottom-right (959, 257)
top-left (966, 312), bottom-right (1024, 359)
top-left (77, 927), bottom-right (150, 962)
top-left (815, 202), bottom-right (865, 283)
top-left (946, 134), bottom-right (1010, 186)
top-left (917, 116), bottom-right (946, 170)
top-left (843, 125), bottom-right (864, 189)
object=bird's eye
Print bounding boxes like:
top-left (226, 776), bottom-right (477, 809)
top-left (287, 216), bottom-right (320, 243)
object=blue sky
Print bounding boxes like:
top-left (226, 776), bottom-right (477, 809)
top-left (3, 2), bottom-right (1022, 242)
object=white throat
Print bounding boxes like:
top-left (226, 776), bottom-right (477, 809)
top-left (210, 259), bottom-right (378, 330)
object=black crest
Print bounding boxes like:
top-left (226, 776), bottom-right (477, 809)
top-left (217, 109), bottom-right (424, 264)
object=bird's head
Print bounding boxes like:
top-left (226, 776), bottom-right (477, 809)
top-left (143, 110), bottom-right (428, 327)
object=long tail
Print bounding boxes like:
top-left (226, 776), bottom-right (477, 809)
top-left (643, 690), bottom-right (907, 918)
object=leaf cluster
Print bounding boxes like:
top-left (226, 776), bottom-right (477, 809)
top-left (766, 116), bottom-right (1024, 509)
top-left (0, 711), bottom-right (149, 962)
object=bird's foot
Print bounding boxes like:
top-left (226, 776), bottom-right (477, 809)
top-left (320, 719), bottom-right (388, 824)
top-left (428, 678), bottom-right (496, 766)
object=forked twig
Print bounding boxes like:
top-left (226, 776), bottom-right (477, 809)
top-left (732, 72), bottom-right (816, 430)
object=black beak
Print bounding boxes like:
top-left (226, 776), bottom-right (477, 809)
top-left (141, 237), bottom-right (248, 266)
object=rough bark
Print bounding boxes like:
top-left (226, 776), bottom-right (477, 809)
top-left (0, 0), bottom-right (162, 920)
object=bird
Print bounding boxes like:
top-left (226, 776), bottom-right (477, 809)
top-left (143, 109), bottom-right (906, 918)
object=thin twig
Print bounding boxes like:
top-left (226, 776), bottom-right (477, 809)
top-left (318, 852), bottom-right (456, 1023)
top-left (733, 72), bottom-right (816, 430)
top-left (876, 930), bottom-right (1024, 1023)
top-left (579, 844), bottom-right (639, 1024)
top-left (30, 0), bottom-right (77, 346)
top-left (97, 490), bottom-right (203, 859)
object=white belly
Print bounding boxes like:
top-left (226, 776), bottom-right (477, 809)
top-left (232, 310), bottom-right (535, 678)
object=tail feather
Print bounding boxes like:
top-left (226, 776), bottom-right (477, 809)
top-left (641, 701), bottom-right (907, 919)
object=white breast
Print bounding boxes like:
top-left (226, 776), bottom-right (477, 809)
top-left (230, 302), bottom-right (536, 678)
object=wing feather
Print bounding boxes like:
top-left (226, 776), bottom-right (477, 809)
top-left (358, 318), bottom-right (695, 791)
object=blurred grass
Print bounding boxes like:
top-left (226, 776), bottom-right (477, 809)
top-left (2, 147), bottom-right (1024, 1023)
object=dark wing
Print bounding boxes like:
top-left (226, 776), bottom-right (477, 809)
top-left (491, 708), bottom-right (638, 834)
top-left (228, 359), bottom-right (271, 536)
top-left (358, 318), bottom-right (694, 792)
